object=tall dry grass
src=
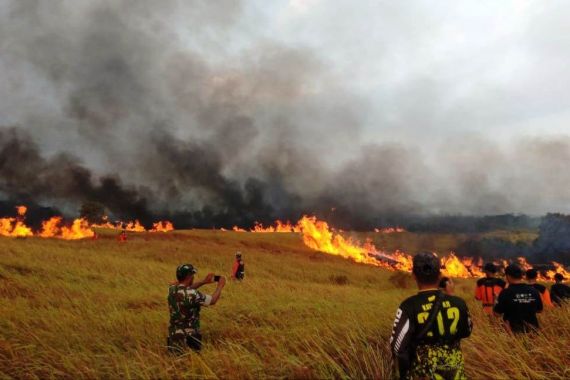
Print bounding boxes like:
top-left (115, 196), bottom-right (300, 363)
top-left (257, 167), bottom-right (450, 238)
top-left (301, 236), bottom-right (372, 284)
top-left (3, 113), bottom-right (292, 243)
top-left (0, 230), bottom-right (567, 379)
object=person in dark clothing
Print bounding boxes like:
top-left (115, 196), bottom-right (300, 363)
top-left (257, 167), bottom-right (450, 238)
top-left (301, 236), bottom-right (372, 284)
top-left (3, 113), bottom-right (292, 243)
top-left (231, 251), bottom-right (245, 280)
top-left (475, 263), bottom-right (506, 314)
top-left (494, 264), bottom-right (543, 333)
top-left (551, 273), bottom-right (570, 306)
top-left (439, 276), bottom-right (455, 295)
top-left (390, 252), bottom-right (472, 380)
top-left (526, 268), bottom-right (553, 308)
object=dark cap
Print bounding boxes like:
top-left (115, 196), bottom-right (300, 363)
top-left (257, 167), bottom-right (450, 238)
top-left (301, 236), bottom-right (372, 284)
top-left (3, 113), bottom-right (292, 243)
top-left (235, 251), bottom-right (242, 258)
top-left (484, 263), bottom-right (497, 274)
top-left (526, 268), bottom-right (538, 280)
top-left (505, 264), bottom-right (523, 279)
top-left (413, 252), bottom-right (441, 282)
top-left (176, 264), bottom-right (197, 281)
top-left (554, 273), bottom-right (565, 282)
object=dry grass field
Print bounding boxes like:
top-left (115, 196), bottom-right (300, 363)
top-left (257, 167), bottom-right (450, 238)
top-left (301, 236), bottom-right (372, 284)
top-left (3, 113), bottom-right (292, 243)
top-left (0, 230), bottom-right (568, 379)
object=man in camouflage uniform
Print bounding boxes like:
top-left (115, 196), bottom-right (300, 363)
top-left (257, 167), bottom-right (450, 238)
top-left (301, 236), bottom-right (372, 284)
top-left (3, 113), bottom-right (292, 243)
top-left (167, 264), bottom-right (226, 353)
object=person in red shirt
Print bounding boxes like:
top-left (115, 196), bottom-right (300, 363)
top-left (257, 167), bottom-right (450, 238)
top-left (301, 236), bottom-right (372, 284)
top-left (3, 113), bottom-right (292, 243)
top-left (118, 230), bottom-right (127, 242)
top-left (475, 263), bottom-right (506, 314)
top-left (231, 252), bottom-right (245, 281)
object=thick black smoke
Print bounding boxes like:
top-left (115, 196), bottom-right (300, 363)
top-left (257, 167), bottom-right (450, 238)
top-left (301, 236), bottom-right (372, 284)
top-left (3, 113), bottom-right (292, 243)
top-left (0, 1), bottom-right (570, 230)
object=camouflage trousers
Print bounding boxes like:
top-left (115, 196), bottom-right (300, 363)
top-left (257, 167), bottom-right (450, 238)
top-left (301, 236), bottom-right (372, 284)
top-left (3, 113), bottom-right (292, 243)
top-left (407, 344), bottom-right (466, 380)
top-left (167, 327), bottom-right (202, 353)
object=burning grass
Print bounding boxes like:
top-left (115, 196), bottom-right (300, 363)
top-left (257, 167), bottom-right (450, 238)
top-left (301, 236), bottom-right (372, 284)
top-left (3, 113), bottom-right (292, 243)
top-left (0, 230), bottom-right (569, 379)
top-left (0, 205), bottom-right (174, 240)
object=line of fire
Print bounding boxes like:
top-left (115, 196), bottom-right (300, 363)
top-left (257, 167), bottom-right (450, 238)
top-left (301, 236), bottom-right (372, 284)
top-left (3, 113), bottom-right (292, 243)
top-left (1, 205), bottom-right (567, 281)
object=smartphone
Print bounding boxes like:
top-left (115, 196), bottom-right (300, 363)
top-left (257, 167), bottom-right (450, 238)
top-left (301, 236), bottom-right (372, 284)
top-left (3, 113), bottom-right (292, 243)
top-left (214, 275), bottom-right (221, 282)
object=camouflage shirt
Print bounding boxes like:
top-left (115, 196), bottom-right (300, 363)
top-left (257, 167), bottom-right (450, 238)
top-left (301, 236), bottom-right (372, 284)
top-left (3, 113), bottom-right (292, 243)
top-left (167, 284), bottom-right (212, 337)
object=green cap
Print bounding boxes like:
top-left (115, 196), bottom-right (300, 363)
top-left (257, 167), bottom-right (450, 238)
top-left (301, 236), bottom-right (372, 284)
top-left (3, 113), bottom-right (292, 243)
top-left (176, 264), bottom-right (197, 280)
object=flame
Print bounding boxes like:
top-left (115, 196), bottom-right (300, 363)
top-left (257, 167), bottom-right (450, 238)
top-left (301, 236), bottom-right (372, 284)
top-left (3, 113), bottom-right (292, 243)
top-left (16, 205), bottom-right (27, 216)
top-left (0, 206), bottom-right (33, 237)
top-left (39, 217), bottom-right (95, 239)
top-left (150, 221), bottom-right (174, 232)
top-left (297, 215), bottom-right (548, 279)
top-left (232, 226), bottom-right (246, 232)
top-left (93, 217), bottom-right (175, 233)
top-left (545, 261), bottom-right (570, 280)
top-left (251, 220), bottom-right (301, 233)
top-left (124, 220), bottom-right (146, 232)
top-left (297, 215), bottom-right (414, 271)
top-left (0, 217), bottom-right (34, 237)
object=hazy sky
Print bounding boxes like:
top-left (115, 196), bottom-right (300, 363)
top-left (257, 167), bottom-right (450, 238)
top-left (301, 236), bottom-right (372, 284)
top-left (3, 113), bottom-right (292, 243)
top-left (242, 0), bottom-right (570, 143)
top-left (0, 0), bottom-right (569, 220)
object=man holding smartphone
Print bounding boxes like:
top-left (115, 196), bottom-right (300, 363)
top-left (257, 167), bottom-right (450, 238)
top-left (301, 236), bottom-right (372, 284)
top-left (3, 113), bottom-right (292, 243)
top-left (167, 264), bottom-right (226, 353)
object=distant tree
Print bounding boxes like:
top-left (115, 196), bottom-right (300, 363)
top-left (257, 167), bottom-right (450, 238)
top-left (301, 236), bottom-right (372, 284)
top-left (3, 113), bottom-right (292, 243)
top-left (80, 201), bottom-right (105, 224)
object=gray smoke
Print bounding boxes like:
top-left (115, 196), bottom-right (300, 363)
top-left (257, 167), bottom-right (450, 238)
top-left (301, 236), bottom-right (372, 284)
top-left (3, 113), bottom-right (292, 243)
top-left (0, 0), bottom-right (569, 228)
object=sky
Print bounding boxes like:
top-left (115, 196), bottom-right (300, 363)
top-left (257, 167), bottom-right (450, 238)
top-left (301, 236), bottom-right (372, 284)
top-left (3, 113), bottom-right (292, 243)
top-left (250, 0), bottom-right (570, 143)
top-left (0, 0), bottom-right (569, 222)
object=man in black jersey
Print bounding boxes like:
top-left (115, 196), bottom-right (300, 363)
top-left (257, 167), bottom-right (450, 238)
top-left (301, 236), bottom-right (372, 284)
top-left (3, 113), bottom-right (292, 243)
top-left (390, 252), bottom-right (472, 380)
top-left (494, 264), bottom-right (542, 333)
top-left (551, 273), bottom-right (570, 306)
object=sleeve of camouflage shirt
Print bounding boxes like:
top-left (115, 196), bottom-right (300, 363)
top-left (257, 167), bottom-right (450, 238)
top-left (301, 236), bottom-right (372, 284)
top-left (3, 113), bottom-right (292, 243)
top-left (193, 289), bottom-right (213, 306)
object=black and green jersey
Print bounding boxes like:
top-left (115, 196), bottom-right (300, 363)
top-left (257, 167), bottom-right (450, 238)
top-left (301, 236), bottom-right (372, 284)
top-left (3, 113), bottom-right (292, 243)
top-left (390, 290), bottom-right (472, 380)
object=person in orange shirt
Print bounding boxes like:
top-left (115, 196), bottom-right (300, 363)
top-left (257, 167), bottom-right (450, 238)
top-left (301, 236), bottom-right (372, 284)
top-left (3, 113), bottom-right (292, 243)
top-left (526, 269), bottom-right (553, 308)
top-left (231, 251), bottom-right (245, 281)
top-left (475, 263), bottom-right (506, 314)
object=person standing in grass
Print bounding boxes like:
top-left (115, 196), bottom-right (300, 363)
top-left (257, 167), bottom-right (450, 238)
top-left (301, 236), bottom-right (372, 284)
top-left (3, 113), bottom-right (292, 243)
top-left (390, 252), bottom-right (472, 380)
top-left (494, 264), bottom-right (543, 333)
top-left (475, 263), bottom-right (506, 314)
top-left (232, 251), bottom-right (245, 281)
top-left (167, 264), bottom-right (226, 353)
top-left (551, 273), bottom-right (570, 306)
top-left (526, 269), bottom-right (553, 308)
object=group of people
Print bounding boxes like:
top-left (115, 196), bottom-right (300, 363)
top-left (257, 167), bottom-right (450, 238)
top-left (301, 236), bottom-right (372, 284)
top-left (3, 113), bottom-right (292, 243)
top-left (164, 250), bottom-right (569, 379)
top-left (391, 253), bottom-right (570, 379)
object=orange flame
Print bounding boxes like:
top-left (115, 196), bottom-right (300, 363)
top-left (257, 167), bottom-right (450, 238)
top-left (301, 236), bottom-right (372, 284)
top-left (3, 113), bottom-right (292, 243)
top-left (39, 217), bottom-right (95, 239)
top-left (0, 206), bottom-right (33, 237)
top-left (544, 261), bottom-right (570, 280)
top-left (232, 226), bottom-right (246, 232)
top-left (150, 221), bottom-right (174, 232)
top-left (297, 216), bottom-right (414, 271)
top-left (251, 220), bottom-right (301, 233)
top-left (296, 215), bottom-right (536, 279)
top-left (16, 205), bottom-right (27, 217)
top-left (124, 220), bottom-right (146, 232)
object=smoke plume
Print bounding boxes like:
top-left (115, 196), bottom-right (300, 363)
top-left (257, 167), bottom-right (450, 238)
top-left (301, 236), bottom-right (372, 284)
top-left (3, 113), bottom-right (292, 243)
top-left (0, 1), bottom-right (569, 229)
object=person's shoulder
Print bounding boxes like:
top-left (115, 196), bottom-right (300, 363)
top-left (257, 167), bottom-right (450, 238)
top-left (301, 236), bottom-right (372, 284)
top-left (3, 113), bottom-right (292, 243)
top-left (533, 283), bottom-right (546, 292)
top-left (496, 278), bottom-right (506, 287)
top-left (518, 283), bottom-right (540, 294)
top-left (445, 294), bottom-right (468, 308)
top-left (398, 293), bottom-right (423, 311)
top-left (498, 285), bottom-right (513, 296)
top-left (476, 278), bottom-right (486, 286)
top-left (168, 284), bottom-right (181, 293)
